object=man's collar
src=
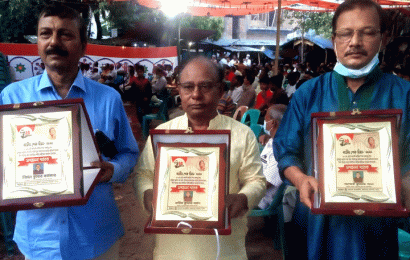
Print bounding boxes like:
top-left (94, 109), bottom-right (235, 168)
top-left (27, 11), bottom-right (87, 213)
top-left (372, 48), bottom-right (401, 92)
top-left (37, 69), bottom-right (87, 94)
top-left (182, 112), bottom-right (221, 130)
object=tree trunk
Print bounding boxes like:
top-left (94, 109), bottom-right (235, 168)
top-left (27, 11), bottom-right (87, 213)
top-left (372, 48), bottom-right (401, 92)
top-left (232, 16), bottom-right (240, 39)
top-left (90, 4), bottom-right (102, 40)
top-left (94, 10), bottom-right (102, 40)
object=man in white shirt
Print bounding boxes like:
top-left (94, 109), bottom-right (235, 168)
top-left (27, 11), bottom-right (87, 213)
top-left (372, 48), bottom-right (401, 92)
top-left (258, 104), bottom-right (296, 221)
top-left (152, 67), bottom-right (167, 97)
top-left (244, 54), bottom-right (252, 67)
top-left (134, 56), bottom-right (265, 260)
top-left (219, 54), bottom-right (228, 66)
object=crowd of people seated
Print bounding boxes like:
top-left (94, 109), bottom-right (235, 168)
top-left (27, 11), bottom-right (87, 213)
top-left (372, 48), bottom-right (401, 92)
top-left (209, 50), bottom-right (410, 224)
top-left (80, 61), bottom-right (176, 123)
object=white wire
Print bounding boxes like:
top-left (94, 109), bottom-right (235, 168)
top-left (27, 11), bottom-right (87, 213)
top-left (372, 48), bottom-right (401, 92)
top-left (176, 222), bottom-right (220, 259)
top-left (214, 228), bottom-right (220, 260)
top-left (177, 221), bottom-right (193, 229)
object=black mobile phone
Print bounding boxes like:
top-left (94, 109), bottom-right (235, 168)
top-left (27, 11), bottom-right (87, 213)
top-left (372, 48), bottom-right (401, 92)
top-left (95, 130), bottom-right (118, 159)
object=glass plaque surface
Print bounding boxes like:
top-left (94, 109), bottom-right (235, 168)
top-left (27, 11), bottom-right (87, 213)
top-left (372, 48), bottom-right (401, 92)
top-left (145, 129), bottom-right (231, 235)
top-left (311, 109), bottom-right (408, 217)
top-left (0, 99), bottom-right (101, 211)
top-left (3, 111), bottom-right (74, 200)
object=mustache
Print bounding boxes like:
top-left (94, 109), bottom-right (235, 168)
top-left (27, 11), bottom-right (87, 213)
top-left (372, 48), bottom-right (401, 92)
top-left (45, 48), bottom-right (69, 56)
top-left (345, 49), bottom-right (367, 56)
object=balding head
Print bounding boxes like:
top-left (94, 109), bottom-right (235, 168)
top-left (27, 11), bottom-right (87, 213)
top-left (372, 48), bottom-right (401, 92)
top-left (179, 56), bottom-right (224, 85)
top-left (178, 56), bottom-right (225, 127)
top-left (265, 104), bottom-right (288, 138)
top-left (266, 104), bottom-right (287, 123)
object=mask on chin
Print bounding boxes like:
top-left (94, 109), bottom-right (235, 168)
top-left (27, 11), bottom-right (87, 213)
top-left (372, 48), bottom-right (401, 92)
top-left (333, 41), bottom-right (381, 79)
top-left (333, 54), bottom-right (379, 79)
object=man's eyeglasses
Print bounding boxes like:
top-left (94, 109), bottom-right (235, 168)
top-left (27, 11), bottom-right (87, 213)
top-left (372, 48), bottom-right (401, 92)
top-left (178, 81), bottom-right (217, 94)
top-left (334, 28), bottom-right (381, 43)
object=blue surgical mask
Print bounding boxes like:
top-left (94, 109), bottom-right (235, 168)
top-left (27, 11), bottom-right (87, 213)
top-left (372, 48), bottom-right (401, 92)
top-left (333, 55), bottom-right (379, 78)
top-left (333, 42), bottom-right (381, 79)
top-left (263, 120), bottom-right (271, 135)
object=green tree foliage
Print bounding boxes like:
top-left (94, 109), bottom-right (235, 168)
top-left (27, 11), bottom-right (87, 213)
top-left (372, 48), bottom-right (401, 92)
top-left (180, 16), bottom-right (224, 41)
top-left (0, 0), bottom-right (46, 42)
top-left (0, 0), bottom-right (223, 44)
top-left (0, 0), bottom-right (90, 42)
top-left (104, 2), bottom-right (166, 36)
top-left (284, 10), bottom-right (333, 39)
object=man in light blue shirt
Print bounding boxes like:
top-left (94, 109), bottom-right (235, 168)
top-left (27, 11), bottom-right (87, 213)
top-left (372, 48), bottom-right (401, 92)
top-left (0, 3), bottom-right (139, 259)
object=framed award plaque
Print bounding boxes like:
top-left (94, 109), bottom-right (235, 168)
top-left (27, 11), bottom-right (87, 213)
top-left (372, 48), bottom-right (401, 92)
top-left (311, 109), bottom-right (409, 217)
top-left (0, 99), bottom-right (102, 211)
top-left (145, 129), bottom-right (231, 235)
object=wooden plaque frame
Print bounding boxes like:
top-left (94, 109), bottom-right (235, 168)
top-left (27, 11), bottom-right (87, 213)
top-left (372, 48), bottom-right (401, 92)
top-left (0, 99), bottom-right (102, 211)
top-left (311, 109), bottom-right (408, 217)
top-left (145, 129), bottom-right (231, 235)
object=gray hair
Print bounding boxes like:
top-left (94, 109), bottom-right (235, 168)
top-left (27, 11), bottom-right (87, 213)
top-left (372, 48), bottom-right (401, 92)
top-left (268, 104), bottom-right (287, 123)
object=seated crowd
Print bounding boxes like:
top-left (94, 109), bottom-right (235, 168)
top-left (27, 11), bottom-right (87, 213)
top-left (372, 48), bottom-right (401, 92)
top-left (80, 61), bottom-right (176, 123)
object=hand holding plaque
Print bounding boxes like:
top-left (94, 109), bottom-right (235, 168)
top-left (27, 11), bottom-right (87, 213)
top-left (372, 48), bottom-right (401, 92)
top-left (225, 193), bottom-right (248, 218)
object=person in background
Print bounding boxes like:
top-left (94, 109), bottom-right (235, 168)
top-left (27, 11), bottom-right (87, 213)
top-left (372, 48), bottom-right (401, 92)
top-left (236, 73), bottom-right (256, 108)
top-left (231, 75), bottom-right (244, 105)
top-left (217, 80), bottom-right (236, 116)
top-left (226, 66), bottom-right (236, 82)
top-left (98, 64), bottom-right (110, 84)
top-left (0, 3), bottom-right (139, 259)
top-left (211, 54), bottom-right (217, 64)
top-left (284, 71), bottom-right (300, 98)
top-left (134, 65), bottom-right (152, 123)
top-left (152, 67), bottom-right (168, 100)
top-left (258, 104), bottom-right (287, 210)
top-left (254, 75), bottom-right (273, 118)
top-left (219, 53), bottom-right (228, 66)
top-left (105, 64), bottom-right (116, 86)
top-left (244, 54), bottom-right (252, 67)
top-left (269, 75), bottom-right (289, 106)
top-left (122, 65), bottom-right (137, 100)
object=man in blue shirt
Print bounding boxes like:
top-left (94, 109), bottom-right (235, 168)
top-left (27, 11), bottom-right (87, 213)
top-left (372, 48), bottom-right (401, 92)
top-left (0, 3), bottom-right (139, 259)
top-left (274, 0), bottom-right (410, 259)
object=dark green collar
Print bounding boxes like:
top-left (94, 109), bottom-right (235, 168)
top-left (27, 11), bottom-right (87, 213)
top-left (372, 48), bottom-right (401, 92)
top-left (335, 66), bottom-right (383, 111)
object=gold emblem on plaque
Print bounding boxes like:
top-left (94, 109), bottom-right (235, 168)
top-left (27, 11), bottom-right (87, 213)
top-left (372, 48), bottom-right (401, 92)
top-left (353, 209), bottom-right (365, 215)
top-left (33, 101), bottom-right (45, 106)
top-left (351, 108), bottom-right (361, 115)
top-left (33, 202), bottom-right (45, 208)
top-left (181, 228), bottom-right (192, 234)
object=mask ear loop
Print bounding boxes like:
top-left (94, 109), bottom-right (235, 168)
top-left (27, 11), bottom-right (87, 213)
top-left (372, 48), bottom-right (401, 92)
top-left (334, 42), bottom-right (339, 61)
top-left (377, 39), bottom-right (382, 54)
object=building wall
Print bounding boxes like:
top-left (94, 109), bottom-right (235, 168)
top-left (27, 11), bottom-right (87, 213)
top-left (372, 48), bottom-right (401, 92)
top-left (246, 30), bottom-right (289, 42)
top-left (223, 10), bottom-right (296, 40)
